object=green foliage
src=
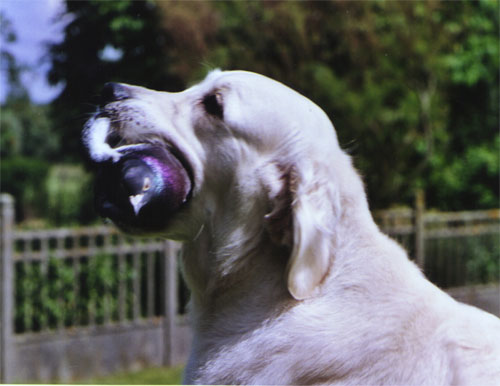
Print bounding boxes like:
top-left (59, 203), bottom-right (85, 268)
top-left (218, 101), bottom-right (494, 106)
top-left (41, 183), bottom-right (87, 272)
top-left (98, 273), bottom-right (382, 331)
top-left (14, 253), bottom-right (137, 333)
top-left (0, 160), bottom-right (97, 226)
top-left (198, 1), bottom-right (499, 210)
top-left (84, 252), bottom-right (129, 324)
top-left (443, 0), bottom-right (499, 86)
top-left (465, 236), bottom-right (500, 285)
top-left (425, 233), bottom-right (499, 288)
top-left (47, 0), bottom-right (179, 160)
top-left (45, 164), bottom-right (95, 226)
top-left (0, 101), bottom-right (59, 159)
top-left (1, 0), bottom-right (495, 218)
top-left (15, 258), bottom-right (77, 331)
top-left (0, 11), bottom-right (28, 100)
top-left (429, 137), bottom-right (500, 209)
top-left (0, 156), bottom-right (50, 221)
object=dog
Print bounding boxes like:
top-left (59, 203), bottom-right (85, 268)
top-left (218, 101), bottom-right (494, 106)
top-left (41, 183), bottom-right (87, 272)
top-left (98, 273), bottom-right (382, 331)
top-left (83, 70), bottom-right (500, 385)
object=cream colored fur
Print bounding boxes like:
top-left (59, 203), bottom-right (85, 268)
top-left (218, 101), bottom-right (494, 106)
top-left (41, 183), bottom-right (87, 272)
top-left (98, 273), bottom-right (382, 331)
top-left (95, 70), bottom-right (500, 385)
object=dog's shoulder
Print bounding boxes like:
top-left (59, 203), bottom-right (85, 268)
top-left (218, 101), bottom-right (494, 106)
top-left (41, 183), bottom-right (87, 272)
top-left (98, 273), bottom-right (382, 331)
top-left (442, 301), bottom-right (500, 384)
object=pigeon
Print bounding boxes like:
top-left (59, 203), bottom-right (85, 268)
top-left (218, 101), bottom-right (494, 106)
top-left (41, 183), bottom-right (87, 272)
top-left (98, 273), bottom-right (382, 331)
top-left (95, 144), bottom-right (192, 232)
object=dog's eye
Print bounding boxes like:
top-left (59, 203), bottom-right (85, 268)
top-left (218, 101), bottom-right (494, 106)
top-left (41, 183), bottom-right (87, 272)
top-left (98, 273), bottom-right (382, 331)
top-left (202, 93), bottom-right (223, 119)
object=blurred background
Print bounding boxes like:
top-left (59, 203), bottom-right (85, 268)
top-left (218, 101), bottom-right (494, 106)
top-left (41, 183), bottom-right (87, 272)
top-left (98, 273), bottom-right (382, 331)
top-left (1, 0), bottom-right (498, 224)
top-left (0, 0), bottom-right (498, 384)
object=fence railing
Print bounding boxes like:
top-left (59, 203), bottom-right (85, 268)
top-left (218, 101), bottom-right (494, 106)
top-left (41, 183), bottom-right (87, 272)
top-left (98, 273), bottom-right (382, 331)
top-left (13, 226), bottom-right (169, 332)
top-left (374, 199), bottom-right (500, 289)
top-left (1, 193), bottom-right (499, 382)
top-left (0, 194), bottom-right (191, 383)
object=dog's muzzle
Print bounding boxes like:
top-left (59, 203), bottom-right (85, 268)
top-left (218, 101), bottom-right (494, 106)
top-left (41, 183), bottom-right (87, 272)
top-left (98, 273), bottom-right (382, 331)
top-left (82, 84), bottom-right (192, 233)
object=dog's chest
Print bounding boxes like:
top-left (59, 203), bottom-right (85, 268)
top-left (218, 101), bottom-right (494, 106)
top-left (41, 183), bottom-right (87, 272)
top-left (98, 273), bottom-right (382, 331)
top-left (186, 316), bottom-right (299, 384)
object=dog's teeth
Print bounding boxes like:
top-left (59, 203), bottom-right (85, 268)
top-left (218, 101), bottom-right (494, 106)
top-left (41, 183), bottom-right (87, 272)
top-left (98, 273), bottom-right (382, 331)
top-left (84, 117), bottom-right (122, 163)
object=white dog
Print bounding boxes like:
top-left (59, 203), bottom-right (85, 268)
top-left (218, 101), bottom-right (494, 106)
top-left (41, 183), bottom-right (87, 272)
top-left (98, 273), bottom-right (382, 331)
top-left (84, 70), bottom-right (500, 385)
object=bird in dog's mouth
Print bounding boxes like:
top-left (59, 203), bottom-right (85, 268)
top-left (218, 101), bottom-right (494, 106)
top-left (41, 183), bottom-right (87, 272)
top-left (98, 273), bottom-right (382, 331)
top-left (83, 114), bottom-right (192, 233)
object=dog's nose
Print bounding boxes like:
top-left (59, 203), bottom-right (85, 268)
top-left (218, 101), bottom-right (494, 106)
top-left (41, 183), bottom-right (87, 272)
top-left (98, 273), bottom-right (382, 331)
top-left (100, 82), bottom-right (131, 105)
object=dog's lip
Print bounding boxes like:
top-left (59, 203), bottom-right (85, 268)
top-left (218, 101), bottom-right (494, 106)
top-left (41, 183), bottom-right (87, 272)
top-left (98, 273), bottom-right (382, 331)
top-left (163, 141), bottom-right (195, 201)
top-left (96, 111), bottom-right (196, 200)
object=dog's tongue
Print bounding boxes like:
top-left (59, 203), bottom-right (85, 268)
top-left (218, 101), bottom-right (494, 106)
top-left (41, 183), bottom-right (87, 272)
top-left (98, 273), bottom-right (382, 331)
top-left (95, 145), bottom-right (191, 231)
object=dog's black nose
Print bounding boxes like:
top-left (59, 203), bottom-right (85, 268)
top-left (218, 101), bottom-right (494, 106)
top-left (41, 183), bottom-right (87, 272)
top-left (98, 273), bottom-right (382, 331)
top-left (100, 82), bottom-right (131, 106)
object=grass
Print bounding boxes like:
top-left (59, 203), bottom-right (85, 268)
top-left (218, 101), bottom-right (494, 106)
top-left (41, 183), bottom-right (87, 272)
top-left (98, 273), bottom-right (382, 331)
top-left (80, 366), bottom-right (184, 385)
top-left (22, 366), bottom-right (185, 385)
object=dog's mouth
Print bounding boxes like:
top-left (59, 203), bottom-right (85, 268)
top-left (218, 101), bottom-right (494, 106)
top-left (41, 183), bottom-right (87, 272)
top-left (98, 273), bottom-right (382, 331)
top-left (83, 115), bottom-right (193, 234)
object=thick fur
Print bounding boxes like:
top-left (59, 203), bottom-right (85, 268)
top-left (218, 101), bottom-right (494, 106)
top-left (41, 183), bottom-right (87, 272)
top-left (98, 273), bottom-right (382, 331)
top-left (89, 70), bottom-right (500, 385)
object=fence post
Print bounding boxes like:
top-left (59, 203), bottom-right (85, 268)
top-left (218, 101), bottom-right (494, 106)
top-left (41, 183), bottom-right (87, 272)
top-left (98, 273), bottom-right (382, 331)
top-left (163, 241), bottom-right (179, 366)
top-left (0, 194), bottom-right (15, 383)
top-left (415, 190), bottom-right (425, 270)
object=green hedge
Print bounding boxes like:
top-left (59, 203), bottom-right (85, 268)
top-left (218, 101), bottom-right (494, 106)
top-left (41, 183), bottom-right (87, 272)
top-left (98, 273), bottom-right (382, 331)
top-left (14, 253), bottom-right (161, 333)
top-left (45, 164), bottom-right (96, 226)
top-left (1, 159), bottom-right (98, 226)
top-left (0, 156), bottom-right (50, 222)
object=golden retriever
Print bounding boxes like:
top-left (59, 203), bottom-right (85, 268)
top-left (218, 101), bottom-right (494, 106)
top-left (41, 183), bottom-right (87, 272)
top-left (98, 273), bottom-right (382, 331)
top-left (84, 70), bottom-right (500, 385)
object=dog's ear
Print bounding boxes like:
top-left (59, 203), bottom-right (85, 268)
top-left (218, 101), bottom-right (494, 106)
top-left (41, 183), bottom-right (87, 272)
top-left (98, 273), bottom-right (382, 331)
top-left (286, 162), bottom-right (340, 300)
top-left (264, 162), bottom-right (340, 300)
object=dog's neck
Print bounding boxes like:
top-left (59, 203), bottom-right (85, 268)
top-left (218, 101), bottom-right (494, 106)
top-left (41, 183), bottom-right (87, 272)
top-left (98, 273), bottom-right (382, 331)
top-left (181, 222), bottom-right (292, 330)
top-left (180, 178), bottom-right (378, 331)
top-left (180, 151), bottom-right (383, 336)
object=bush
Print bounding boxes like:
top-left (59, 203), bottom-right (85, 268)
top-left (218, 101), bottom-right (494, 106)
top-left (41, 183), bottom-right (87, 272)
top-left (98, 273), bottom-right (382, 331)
top-left (13, 252), bottom-right (167, 333)
top-left (0, 156), bottom-right (50, 221)
top-left (465, 235), bottom-right (500, 285)
top-left (45, 164), bottom-right (97, 226)
top-left (425, 233), bottom-right (499, 288)
top-left (0, 101), bottom-right (59, 160)
top-left (15, 254), bottom-right (129, 332)
top-left (1, 161), bottom-right (98, 226)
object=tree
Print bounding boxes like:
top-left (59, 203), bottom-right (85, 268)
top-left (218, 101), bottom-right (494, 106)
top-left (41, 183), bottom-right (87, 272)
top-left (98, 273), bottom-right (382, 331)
top-left (0, 11), bottom-right (28, 101)
top-left (46, 0), bottom-right (499, 210)
top-left (47, 0), bottom-right (179, 161)
top-left (427, 0), bottom-right (499, 209)
top-left (1, 12), bottom-right (60, 160)
top-left (200, 0), bottom-right (498, 210)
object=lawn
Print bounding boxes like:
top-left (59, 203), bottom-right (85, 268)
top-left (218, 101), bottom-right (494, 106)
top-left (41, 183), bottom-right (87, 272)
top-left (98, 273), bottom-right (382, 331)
top-left (71, 366), bottom-right (184, 385)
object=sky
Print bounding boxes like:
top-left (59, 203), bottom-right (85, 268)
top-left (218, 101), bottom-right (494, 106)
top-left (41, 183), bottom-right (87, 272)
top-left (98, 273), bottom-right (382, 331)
top-left (0, 0), bottom-right (67, 104)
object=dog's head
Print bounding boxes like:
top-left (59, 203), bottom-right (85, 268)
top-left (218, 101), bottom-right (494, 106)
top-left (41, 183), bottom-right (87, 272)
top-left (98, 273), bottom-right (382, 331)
top-left (84, 70), bottom-right (361, 299)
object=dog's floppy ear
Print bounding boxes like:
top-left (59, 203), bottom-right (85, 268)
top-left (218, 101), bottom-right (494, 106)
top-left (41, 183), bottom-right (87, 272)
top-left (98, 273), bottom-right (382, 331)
top-left (286, 162), bottom-right (340, 300)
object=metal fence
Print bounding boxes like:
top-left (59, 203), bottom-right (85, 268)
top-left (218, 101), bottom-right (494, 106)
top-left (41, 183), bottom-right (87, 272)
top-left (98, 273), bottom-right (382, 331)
top-left (374, 204), bottom-right (500, 288)
top-left (1, 193), bottom-right (499, 383)
top-left (0, 194), bottom-right (191, 383)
